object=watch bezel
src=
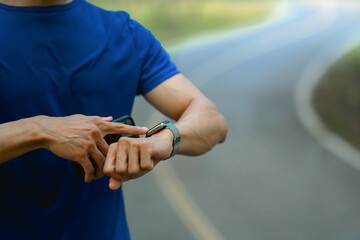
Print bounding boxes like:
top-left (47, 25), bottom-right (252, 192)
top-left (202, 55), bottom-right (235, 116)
top-left (146, 122), bottom-right (168, 137)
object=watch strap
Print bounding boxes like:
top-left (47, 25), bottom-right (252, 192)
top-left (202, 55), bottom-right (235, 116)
top-left (163, 120), bottom-right (180, 158)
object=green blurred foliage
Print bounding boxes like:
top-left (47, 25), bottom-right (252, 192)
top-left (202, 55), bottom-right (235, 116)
top-left (87, 0), bottom-right (272, 45)
top-left (313, 46), bottom-right (360, 149)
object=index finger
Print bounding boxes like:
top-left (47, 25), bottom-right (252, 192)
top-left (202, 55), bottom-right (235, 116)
top-left (98, 122), bottom-right (148, 136)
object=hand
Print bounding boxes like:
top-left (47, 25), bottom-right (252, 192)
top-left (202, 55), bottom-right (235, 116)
top-left (103, 129), bottom-right (174, 190)
top-left (38, 114), bottom-right (148, 183)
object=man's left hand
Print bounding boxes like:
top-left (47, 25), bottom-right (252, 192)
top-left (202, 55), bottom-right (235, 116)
top-left (103, 128), bottom-right (174, 190)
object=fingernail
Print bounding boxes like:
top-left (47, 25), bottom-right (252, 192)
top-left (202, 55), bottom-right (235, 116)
top-left (138, 127), bottom-right (148, 131)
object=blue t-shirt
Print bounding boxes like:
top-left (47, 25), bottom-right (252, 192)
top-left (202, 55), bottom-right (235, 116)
top-left (0, 0), bottom-right (179, 239)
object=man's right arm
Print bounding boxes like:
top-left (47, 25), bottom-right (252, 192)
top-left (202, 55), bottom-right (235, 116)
top-left (0, 115), bottom-right (148, 182)
top-left (0, 116), bottom-right (45, 164)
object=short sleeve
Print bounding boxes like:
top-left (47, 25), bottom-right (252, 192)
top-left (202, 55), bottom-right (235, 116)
top-left (127, 16), bottom-right (180, 95)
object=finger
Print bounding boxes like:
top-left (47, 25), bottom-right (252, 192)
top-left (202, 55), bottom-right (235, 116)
top-left (126, 172), bottom-right (147, 181)
top-left (109, 177), bottom-right (122, 190)
top-left (91, 126), bottom-right (109, 161)
top-left (109, 175), bottom-right (140, 190)
top-left (109, 170), bottom-right (149, 190)
top-left (96, 137), bottom-right (109, 157)
top-left (128, 144), bottom-right (141, 176)
top-left (100, 116), bottom-right (113, 122)
top-left (115, 139), bottom-right (129, 177)
top-left (90, 116), bottom-right (113, 122)
top-left (109, 171), bottom-right (145, 190)
top-left (103, 143), bottom-right (118, 179)
top-left (153, 159), bottom-right (161, 168)
top-left (88, 147), bottom-right (106, 179)
top-left (80, 159), bottom-right (95, 183)
top-left (100, 122), bottom-right (148, 136)
top-left (140, 142), bottom-right (154, 171)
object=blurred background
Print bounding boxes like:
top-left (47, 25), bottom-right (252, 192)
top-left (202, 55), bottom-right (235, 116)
top-left (88, 0), bottom-right (360, 239)
top-left (88, 0), bottom-right (273, 45)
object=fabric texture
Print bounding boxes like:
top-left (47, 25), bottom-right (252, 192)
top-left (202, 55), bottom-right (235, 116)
top-left (0, 0), bottom-right (179, 239)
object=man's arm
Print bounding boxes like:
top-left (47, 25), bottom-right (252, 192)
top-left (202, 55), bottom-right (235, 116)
top-left (0, 117), bottom-right (45, 164)
top-left (0, 115), bottom-right (148, 182)
top-left (104, 74), bottom-right (228, 189)
top-left (146, 73), bottom-right (227, 155)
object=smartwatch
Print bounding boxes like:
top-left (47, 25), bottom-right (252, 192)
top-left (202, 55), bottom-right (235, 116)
top-left (146, 120), bottom-right (180, 158)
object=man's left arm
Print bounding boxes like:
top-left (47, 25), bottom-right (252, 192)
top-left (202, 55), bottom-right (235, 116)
top-left (104, 73), bottom-right (228, 190)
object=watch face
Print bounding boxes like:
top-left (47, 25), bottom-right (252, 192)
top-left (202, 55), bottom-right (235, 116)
top-left (146, 122), bottom-right (167, 137)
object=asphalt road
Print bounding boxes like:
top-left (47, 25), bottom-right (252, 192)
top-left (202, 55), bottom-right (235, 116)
top-left (123, 2), bottom-right (360, 240)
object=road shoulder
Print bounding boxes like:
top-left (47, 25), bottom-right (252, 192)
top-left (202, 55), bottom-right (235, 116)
top-left (295, 22), bottom-right (360, 171)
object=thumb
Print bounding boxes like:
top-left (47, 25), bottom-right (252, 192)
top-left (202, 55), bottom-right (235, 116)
top-left (109, 177), bottom-right (122, 190)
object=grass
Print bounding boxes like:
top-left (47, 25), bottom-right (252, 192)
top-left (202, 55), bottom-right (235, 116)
top-left (87, 0), bottom-right (273, 45)
top-left (313, 46), bottom-right (360, 150)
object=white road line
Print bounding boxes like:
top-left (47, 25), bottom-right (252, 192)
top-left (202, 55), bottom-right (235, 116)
top-left (154, 164), bottom-right (225, 240)
top-left (166, 1), bottom-right (288, 55)
top-left (145, 3), bottom-right (292, 240)
top-left (146, 108), bottom-right (226, 240)
top-left (146, 4), bottom-right (290, 240)
top-left (295, 19), bottom-right (360, 171)
top-left (149, 2), bottom-right (345, 240)
top-left (188, 2), bottom-right (338, 87)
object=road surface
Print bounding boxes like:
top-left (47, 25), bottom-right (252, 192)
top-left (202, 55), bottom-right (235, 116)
top-left (124, 2), bottom-right (360, 240)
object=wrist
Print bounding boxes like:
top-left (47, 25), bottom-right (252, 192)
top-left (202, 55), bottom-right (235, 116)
top-left (13, 116), bottom-right (49, 151)
top-left (149, 128), bottom-right (173, 160)
top-left (27, 115), bottom-right (52, 150)
top-left (146, 120), bottom-right (180, 159)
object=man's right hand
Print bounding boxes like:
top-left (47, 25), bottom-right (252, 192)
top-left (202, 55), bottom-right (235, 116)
top-left (37, 114), bottom-right (148, 183)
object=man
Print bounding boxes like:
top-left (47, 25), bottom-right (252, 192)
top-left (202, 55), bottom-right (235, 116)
top-left (0, 0), bottom-right (228, 239)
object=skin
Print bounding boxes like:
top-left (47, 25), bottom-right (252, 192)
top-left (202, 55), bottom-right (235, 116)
top-left (105, 74), bottom-right (228, 190)
top-left (0, 115), bottom-right (149, 183)
top-left (0, 0), bottom-right (228, 190)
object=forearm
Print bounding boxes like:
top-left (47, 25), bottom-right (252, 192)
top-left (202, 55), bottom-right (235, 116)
top-left (103, 74), bottom-right (228, 188)
top-left (175, 98), bottom-right (227, 156)
top-left (103, 99), bottom-right (227, 190)
top-left (0, 116), bottom-right (45, 164)
top-left (144, 74), bottom-right (227, 157)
